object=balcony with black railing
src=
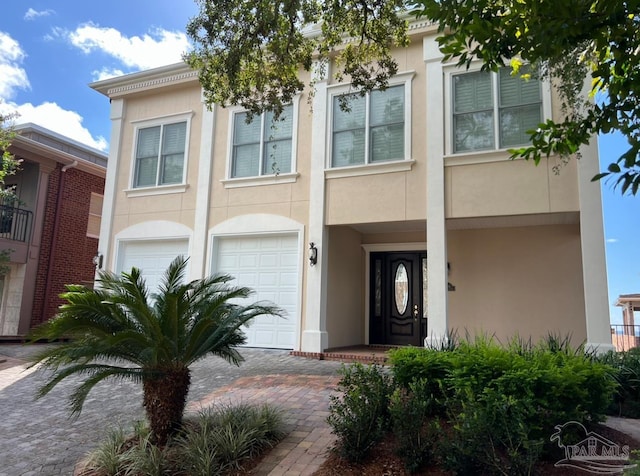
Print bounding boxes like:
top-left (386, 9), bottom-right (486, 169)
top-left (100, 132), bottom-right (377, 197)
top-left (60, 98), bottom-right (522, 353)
top-left (0, 202), bottom-right (32, 243)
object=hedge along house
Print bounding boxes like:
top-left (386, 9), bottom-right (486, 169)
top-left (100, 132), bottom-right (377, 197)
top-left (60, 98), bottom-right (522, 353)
top-left (90, 21), bottom-right (613, 355)
top-left (0, 123), bottom-right (106, 337)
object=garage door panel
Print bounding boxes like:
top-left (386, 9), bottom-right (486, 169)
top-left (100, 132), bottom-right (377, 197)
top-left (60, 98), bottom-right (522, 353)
top-left (260, 254), bottom-right (278, 267)
top-left (119, 240), bottom-right (189, 294)
top-left (239, 254), bottom-right (258, 267)
top-left (215, 234), bottom-right (299, 349)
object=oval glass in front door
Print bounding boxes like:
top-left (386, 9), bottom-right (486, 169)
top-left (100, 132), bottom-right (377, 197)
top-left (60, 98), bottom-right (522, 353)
top-left (394, 263), bottom-right (409, 314)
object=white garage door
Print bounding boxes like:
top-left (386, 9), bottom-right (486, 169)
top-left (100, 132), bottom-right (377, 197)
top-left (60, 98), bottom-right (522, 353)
top-left (214, 234), bottom-right (298, 349)
top-left (117, 239), bottom-right (189, 294)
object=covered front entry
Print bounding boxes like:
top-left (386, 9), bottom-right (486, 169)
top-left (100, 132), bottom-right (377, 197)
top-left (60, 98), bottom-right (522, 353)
top-left (369, 251), bottom-right (427, 346)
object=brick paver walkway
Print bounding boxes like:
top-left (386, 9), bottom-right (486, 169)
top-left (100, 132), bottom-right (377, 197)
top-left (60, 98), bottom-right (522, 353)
top-left (187, 374), bottom-right (340, 475)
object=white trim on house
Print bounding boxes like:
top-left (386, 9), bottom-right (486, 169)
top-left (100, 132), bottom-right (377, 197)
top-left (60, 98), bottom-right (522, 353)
top-left (99, 98), bottom-right (125, 275)
top-left (424, 35), bottom-right (449, 347)
top-left (304, 59), bottom-right (331, 353)
top-left (190, 98), bottom-right (217, 280)
top-left (578, 137), bottom-right (615, 353)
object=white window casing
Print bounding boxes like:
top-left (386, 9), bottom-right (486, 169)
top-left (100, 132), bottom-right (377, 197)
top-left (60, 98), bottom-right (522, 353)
top-left (125, 111), bottom-right (194, 197)
top-left (444, 64), bottom-right (552, 164)
top-left (222, 96), bottom-right (301, 188)
top-left (326, 71), bottom-right (415, 178)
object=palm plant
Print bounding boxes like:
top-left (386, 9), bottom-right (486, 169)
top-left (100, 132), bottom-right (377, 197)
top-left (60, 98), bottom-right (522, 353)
top-left (29, 255), bottom-right (282, 445)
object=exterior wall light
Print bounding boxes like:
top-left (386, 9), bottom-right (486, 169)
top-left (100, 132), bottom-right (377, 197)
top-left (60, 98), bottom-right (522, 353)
top-left (93, 253), bottom-right (103, 270)
top-left (309, 242), bottom-right (318, 266)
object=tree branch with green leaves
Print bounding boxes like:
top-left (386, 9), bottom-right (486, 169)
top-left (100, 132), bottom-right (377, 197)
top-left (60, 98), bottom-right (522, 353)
top-left (186, 0), bottom-right (640, 194)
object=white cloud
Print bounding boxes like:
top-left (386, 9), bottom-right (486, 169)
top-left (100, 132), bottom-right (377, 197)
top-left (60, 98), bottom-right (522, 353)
top-left (607, 238), bottom-right (619, 243)
top-left (91, 67), bottom-right (126, 82)
top-left (24, 8), bottom-right (55, 20)
top-left (1, 101), bottom-right (108, 151)
top-left (0, 32), bottom-right (30, 99)
top-left (67, 23), bottom-right (190, 70)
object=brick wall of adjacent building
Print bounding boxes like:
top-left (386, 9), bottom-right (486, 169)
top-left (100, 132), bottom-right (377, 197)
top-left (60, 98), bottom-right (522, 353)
top-left (30, 165), bottom-right (105, 328)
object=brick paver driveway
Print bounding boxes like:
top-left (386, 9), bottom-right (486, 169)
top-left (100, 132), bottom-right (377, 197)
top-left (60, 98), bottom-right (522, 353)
top-left (0, 345), bottom-right (343, 476)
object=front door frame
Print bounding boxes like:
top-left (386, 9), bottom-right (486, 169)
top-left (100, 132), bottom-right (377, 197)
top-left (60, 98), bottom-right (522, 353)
top-left (362, 243), bottom-right (427, 346)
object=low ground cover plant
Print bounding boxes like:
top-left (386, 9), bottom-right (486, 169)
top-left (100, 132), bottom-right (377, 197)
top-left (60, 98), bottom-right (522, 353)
top-left (82, 402), bottom-right (285, 475)
top-left (327, 335), bottom-right (618, 474)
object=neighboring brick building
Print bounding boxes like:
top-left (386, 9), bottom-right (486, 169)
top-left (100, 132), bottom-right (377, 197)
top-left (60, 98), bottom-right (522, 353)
top-left (0, 123), bottom-right (106, 336)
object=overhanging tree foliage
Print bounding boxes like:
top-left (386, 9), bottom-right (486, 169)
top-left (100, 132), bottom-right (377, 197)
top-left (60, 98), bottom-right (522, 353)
top-left (185, 0), bottom-right (640, 194)
top-left (185, 0), bottom-right (409, 120)
top-left (416, 0), bottom-right (640, 194)
top-left (0, 110), bottom-right (20, 200)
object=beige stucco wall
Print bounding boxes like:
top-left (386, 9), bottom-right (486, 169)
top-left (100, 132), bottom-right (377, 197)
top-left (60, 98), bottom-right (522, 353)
top-left (325, 39), bottom-right (427, 226)
top-left (110, 83), bottom-right (202, 237)
top-left (208, 72), bottom-right (313, 230)
top-left (325, 226), bottom-right (365, 348)
top-left (445, 156), bottom-right (579, 219)
top-left (447, 224), bottom-right (587, 345)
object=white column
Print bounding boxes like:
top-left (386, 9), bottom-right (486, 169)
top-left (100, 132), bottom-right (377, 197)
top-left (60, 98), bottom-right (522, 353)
top-left (189, 98), bottom-right (216, 280)
top-left (578, 138), bottom-right (615, 353)
top-left (424, 37), bottom-right (449, 347)
top-left (97, 98), bottom-right (124, 274)
top-left (302, 61), bottom-right (330, 352)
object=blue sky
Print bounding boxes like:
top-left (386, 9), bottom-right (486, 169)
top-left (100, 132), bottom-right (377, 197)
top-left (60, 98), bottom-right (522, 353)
top-left (0, 2), bottom-right (636, 324)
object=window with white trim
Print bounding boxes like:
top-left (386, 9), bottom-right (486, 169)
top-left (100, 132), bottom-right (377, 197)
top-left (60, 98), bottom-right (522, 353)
top-left (231, 105), bottom-right (294, 178)
top-left (331, 84), bottom-right (406, 167)
top-left (133, 121), bottom-right (187, 188)
top-left (452, 66), bottom-right (542, 153)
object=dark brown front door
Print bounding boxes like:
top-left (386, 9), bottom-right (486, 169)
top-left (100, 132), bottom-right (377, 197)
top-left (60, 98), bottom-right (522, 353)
top-left (370, 252), bottom-right (426, 346)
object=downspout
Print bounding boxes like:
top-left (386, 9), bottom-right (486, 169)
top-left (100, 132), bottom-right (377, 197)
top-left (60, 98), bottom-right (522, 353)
top-left (40, 160), bottom-right (77, 324)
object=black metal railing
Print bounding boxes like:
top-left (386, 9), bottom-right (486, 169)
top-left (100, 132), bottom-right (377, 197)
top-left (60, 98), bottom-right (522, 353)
top-left (0, 203), bottom-right (32, 242)
top-left (611, 324), bottom-right (640, 352)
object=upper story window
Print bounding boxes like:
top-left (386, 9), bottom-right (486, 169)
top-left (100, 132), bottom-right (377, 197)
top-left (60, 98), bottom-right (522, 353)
top-left (452, 66), bottom-right (542, 153)
top-left (331, 84), bottom-right (406, 167)
top-left (133, 121), bottom-right (187, 188)
top-left (231, 104), bottom-right (294, 178)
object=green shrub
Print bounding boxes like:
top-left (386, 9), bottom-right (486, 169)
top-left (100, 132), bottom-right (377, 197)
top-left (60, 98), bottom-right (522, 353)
top-left (442, 387), bottom-right (542, 476)
top-left (598, 347), bottom-right (640, 418)
top-left (389, 378), bottom-right (438, 473)
top-left (327, 362), bottom-right (394, 463)
top-left (388, 346), bottom-right (452, 416)
top-left (389, 336), bottom-right (617, 470)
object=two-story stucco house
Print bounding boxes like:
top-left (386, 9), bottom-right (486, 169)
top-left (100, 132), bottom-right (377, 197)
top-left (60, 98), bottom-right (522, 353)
top-left (90, 23), bottom-right (613, 354)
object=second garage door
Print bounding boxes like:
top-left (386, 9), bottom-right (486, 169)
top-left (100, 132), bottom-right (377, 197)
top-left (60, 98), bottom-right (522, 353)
top-left (214, 234), bottom-right (299, 349)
